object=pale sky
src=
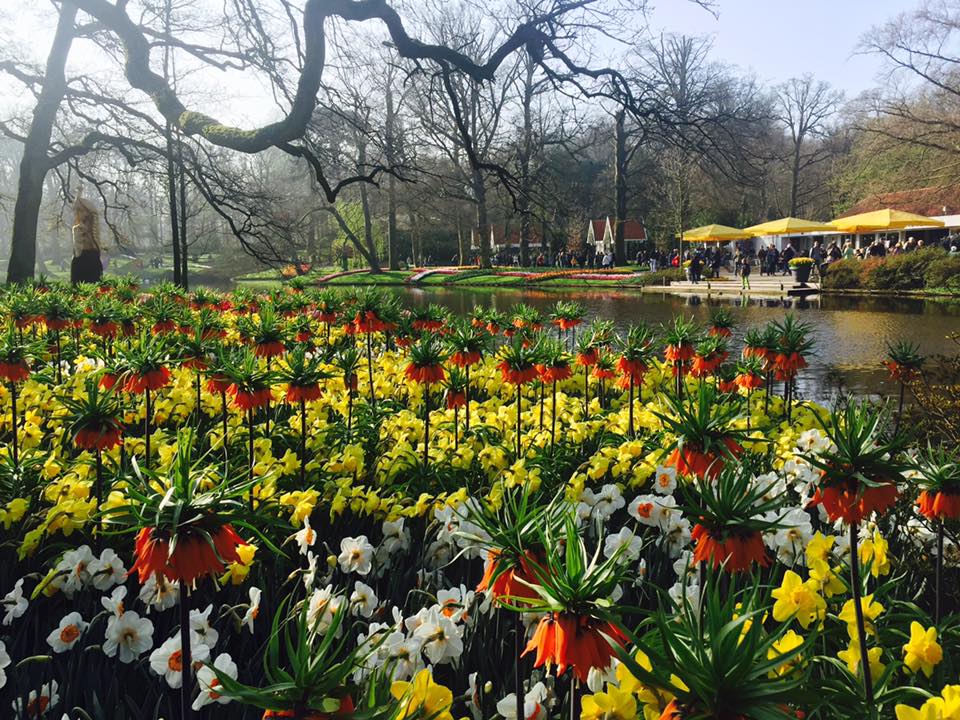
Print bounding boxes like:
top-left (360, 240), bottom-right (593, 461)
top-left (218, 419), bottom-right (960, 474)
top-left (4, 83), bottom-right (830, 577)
top-left (647, 0), bottom-right (914, 96)
top-left (0, 0), bottom-right (918, 128)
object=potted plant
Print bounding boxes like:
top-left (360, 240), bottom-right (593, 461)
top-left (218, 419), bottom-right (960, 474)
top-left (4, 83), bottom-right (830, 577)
top-left (788, 256), bottom-right (814, 283)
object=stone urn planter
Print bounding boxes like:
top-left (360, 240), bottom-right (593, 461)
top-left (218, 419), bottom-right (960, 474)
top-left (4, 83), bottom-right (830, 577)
top-left (791, 264), bottom-right (812, 284)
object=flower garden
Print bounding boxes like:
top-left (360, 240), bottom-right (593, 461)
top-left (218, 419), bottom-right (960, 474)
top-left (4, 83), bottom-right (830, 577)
top-left (0, 279), bottom-right (956, 720)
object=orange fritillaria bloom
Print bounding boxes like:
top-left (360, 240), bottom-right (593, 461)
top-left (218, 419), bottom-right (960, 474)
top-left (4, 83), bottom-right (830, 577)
top-left (132, 524), bottom-right (247, 586)
top-left (809, 477), bottom-right (898, 525)
top-left (404, 364), bottom-right (446, 385)
top-left (498, 362), bottom-right (539, 385)
top-left (123, 367), bottom-right (171, 394)
top-left (917, 490), bottom-right (960, 521)
top-left (773, 352), bottom-right (807, 381)
top-left (883, 360), bottom-right (918, 382)
top-left (253, 340), bottom-right (286, 359)
top-left (450, 350), bottom-right (483, 367)
top-left (0, 360), bottom-right (29, 383)
top-left (285, 384), bottom-right (323, 404)
top-left (476, 549), bottom-right (542, 604)
top-left (664, 343), bottom-right (695, 364)
top-left (734, 373), bottom-right (764, 391)
top-left (75, 426), bottom-right (123, 452)
top-left (691, 525), bottom-right (770, 573)
top-left (445, 391), bottom-right (466, 410)
top-left (229, 386), bottom-right (273, 411)
top-left (523, 612), bottom-right (627, 682)
top-left (539, 365), bottom-right (573, 383)
top-left (665, 439), bottom-right (742, 480)
top-left (576, 349), bottom-right (599, 367)
top-left (617, 357), bottom-right (648, 380)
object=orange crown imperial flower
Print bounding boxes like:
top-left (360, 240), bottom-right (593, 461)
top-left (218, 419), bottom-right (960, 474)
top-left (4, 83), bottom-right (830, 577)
top-left (523, 612), bottom-right (627, 682)
top-left (75, 425), bottom-right (123, 451)
top-left (0, 360), bottom-right (29, 383)
top-left (285, 383), bottom-right (323, 404)
top-left (809, 476), bottom-right (898, 525)
top-left (917, 490), bottom-right (960, 521)
top-left (405, 363), bottom-right (446, 385)
top-left (132, 524), bottom-right (248, 586)
top-left (691, 524), bottom-right (770, 573)
top-left (123, 367), bottom-right (171, 394)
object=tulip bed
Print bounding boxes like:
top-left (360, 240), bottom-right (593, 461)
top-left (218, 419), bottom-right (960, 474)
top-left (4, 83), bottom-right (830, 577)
top-left (0, 279), bottom-right (957, 720)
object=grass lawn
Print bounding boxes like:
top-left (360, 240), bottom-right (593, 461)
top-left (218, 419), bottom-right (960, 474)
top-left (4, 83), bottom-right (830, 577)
top-left (450, 273), bottom-right (527, 286)
top-left (327, 270), bottom-right (413, 284)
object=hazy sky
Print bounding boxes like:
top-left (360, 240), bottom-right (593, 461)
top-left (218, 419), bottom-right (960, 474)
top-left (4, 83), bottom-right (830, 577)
top-left (647, 0), bottom-right (912, 96)
top-left (0, 0), bottom-right (917, 127)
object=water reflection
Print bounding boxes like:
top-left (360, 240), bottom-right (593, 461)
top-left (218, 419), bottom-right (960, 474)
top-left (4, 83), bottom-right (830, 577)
top-left (392, 287), bottom-right (960, 404)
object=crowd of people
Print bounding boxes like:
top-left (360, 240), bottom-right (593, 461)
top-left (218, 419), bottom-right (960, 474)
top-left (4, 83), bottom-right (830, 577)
top-left (442, 230), bottom-right (960, 275)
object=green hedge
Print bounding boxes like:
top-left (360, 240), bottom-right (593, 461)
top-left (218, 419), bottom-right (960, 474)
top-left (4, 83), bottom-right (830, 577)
top-left (821, 248), bottom-right (960, 293)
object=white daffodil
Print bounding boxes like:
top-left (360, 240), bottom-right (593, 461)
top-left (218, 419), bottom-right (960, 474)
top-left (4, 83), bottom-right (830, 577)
top-left (104, 610), bottom-right (154, 663)
top-left (0, 640), bottom-right (10, 689)
top-left (496, 681), bottom-right (548, 720)
top-left (652, 465), bottom-right (677, 495)
top-left (193, 653), bottom-right (238, 710)
top-left (383, 631), bottom-right (422, 680)
top-left (149, 635), bottom-right (210, 689)
top-left (338, 536), bottom-right (374, 575)
top-left (138, 574), bottom-right (180, 613)
top-left (413, 607), bottom-right (463, 665)
top-left (603, 527), bottom-right (643, 562)
top-left (57, 545), bottom-right (95, 598)
top-left (242, 587), bottom-right (261, 634)
top-left (294, 517), bottom-right (317, 556)
top-left (350, 581), bottom-right (378, 619)
top-left (46, 611), bottom-right (87, 653)
top-left (101, 586), bottom-right (127, 617)
top-left (88, 548), bottom-right (127, 590)
top-left (190, 604), bottom-right (219, 649)
top-left (3, 578), bottom-right (28, 625)
top-left (12, 679), bottom-right (59, 717)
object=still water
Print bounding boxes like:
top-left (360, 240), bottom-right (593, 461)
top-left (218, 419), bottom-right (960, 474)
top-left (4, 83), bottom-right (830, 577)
top-left (391, 286), bottom-right (960, 404)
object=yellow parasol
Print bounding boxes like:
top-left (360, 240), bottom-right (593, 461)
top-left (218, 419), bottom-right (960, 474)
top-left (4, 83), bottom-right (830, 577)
top-left (828, 209), bottom-right (945, 233)
top-left (743, 217), bottom-right (835, 236)
top-left (681, 224), bottom-right (751, 242)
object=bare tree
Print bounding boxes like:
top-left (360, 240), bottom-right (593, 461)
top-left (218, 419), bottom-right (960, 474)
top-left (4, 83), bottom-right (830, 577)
top-left (775, 75), bottom-right (842, 216)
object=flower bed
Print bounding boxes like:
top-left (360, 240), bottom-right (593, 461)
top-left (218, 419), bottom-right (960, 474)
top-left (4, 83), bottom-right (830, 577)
top-left (0, 280), bottom-right (954, 720)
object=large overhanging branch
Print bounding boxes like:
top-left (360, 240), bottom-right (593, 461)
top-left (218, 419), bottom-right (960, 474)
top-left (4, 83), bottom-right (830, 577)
top-left (70, 0), bottom-right (570, 154)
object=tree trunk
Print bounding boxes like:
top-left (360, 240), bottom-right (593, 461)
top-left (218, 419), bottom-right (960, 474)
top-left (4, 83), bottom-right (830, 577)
top-left (6, 4), bottom-right (78, 284)
top-left (518, 61), bottom-right (535, 268)
top-left (613, 109), bottom-right (628, 266)
top-left (456, 214), bottom-right (466, 266)
top-left (165, 122), bottom-right (182, 287)
top-left (789, 141), bottom-right (801, 216)
top-left (176, 129), bottom-right (189, 290)
top-left (385, 83), bottom-right (400, 271)
top-left (473, 169), bottom-right (491, 268)
top-left (357, 140), bottom-right (382, 273)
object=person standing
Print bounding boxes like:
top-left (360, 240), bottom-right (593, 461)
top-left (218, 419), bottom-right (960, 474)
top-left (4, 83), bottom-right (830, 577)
top-left (70, 196), bottom-right (103, 285)
top-left (736, 250), bottom-right (751, 290)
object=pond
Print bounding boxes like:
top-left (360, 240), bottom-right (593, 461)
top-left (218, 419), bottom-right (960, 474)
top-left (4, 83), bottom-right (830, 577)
top-left (391, 285), bottom-right (960, 404)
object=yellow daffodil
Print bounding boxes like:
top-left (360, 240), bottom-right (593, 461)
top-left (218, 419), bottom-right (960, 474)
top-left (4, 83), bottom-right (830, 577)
top-left (903, 622), bottom-right (943, 678)
top-left (580, 685), bottom-right (637, 720)
top-left (391, 669), bottom-right (453, 720)
top-left (221, 543), bottom-right (258, 585)
top-left (279, 489), bottom-right (319, 526)
top-left (838, 595), bottom-right (884, 638)
top-left (771, 570), bottom-right (826, 629)
top-left (838, 638), bottom-right (885, 679)
top-left (858, 529), bottom-right (891, 578)
top-left (805, 532), bottom-right (835, 566)
top-left (767, 629), bottom-right (805, 677)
